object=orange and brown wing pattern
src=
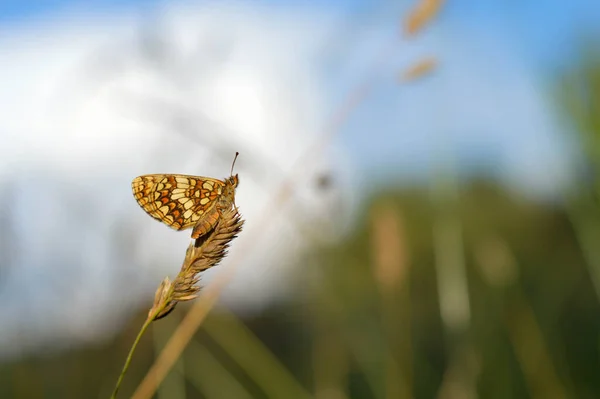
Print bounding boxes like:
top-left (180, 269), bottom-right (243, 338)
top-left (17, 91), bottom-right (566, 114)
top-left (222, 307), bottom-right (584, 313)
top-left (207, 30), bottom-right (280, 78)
top-left (131, 174), bottom-right (225, 231)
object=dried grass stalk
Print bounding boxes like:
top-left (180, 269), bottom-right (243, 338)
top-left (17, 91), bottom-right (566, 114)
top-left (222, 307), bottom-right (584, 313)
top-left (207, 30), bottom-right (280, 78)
top-left (149, 207), bottom-right (245, 320)
top-left (400, 57), bottom-right (438, 82)
top-left (403, 0), bottom-right (445, 37)
top-left (111, 207), bottom-right (244, 399)
top-left (370, 203), bottom-right (408, 293)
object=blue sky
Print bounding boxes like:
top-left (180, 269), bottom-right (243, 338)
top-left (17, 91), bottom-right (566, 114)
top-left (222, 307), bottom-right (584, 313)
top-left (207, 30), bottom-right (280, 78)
top-left (2, 0), bottom-right (600, 198)
top-left (2, 0), bottom-right (598, 64)
top-left (0, 0), bottom-right (155, 20)
top-left (2, 0), bottom-right (597, 77)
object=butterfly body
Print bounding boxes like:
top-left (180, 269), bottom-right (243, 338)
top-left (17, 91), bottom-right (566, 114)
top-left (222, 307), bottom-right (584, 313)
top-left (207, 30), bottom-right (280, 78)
top-left (132, 173), bottom-right (239, 239)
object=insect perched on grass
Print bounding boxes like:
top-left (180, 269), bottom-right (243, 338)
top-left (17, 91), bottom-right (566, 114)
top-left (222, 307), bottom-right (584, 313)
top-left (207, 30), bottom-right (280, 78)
top-left (132, 152), bottom-right (240, 240)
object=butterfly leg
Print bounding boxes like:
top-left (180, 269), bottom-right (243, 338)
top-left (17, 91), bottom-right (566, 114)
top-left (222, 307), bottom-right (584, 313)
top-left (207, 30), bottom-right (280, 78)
top-left (191, 207), bottom-right (220, 239)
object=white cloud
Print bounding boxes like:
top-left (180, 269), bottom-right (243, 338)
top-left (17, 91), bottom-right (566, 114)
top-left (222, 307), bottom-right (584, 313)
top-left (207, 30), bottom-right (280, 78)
top-left (0, 2), bottom-right (353, 358)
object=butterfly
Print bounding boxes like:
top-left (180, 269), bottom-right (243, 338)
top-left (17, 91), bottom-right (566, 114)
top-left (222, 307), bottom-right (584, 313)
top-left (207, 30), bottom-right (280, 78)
top-left (132, 153), bottom-right (239, 240)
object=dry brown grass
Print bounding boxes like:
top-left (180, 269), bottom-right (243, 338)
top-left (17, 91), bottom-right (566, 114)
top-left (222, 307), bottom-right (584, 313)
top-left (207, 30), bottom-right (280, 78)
top-left (403, 0), bottom-right (445, 37)
top-left (150, 207), bottom-right (245, 320)
top-left (400, 57), bottom-right (438, 82)
top-left (111, 208), bottom-right (244, 399)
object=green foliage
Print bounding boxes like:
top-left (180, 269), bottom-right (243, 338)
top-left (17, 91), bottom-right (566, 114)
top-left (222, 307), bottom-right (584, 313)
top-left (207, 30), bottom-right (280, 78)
top-left (4, 179), bottom-right (600, 398)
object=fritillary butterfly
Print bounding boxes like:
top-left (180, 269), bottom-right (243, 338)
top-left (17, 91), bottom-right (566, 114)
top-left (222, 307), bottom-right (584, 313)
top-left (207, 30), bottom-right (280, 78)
top-left (132, 153), bottom-right (239, 239)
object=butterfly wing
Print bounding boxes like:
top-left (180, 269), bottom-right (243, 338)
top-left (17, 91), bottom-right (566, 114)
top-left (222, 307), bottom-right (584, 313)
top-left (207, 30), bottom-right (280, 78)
top-left (132, 174), bottom-right (225, 231)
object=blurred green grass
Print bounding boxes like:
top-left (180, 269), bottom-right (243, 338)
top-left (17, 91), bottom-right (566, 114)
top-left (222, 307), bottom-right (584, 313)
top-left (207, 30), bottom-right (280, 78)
top-left (2, 176), bottom-right (600, 398)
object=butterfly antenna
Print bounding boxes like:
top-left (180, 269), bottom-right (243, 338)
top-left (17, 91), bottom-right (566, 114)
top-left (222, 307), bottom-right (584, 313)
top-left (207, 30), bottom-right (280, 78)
top-left (230, 151), bottom-right (239, 176)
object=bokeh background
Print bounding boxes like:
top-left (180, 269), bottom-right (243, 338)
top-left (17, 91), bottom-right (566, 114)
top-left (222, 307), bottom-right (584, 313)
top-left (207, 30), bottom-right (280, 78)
top-left (1, 0), bottom-right (600, 398)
